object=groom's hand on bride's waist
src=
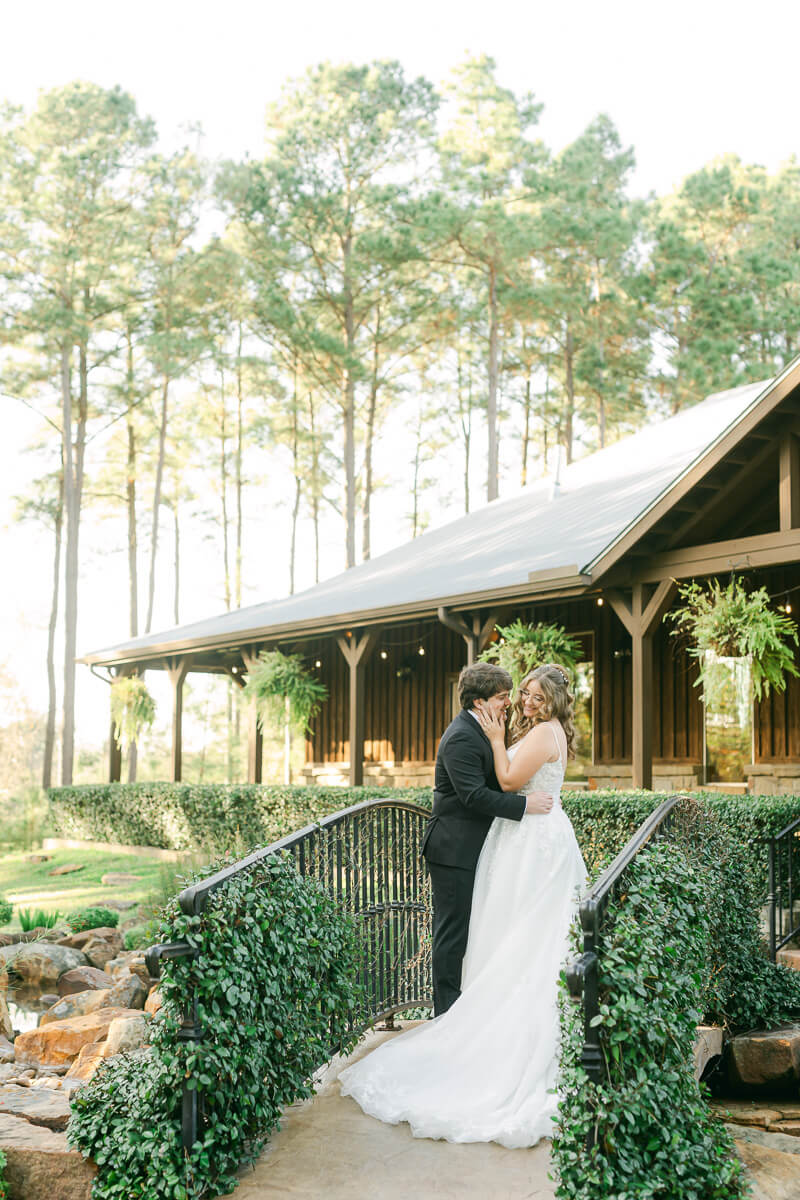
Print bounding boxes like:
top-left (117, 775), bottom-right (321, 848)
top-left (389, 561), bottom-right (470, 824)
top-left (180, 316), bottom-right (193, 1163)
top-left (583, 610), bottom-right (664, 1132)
top-left (524, 791), bottom-right (554, 814)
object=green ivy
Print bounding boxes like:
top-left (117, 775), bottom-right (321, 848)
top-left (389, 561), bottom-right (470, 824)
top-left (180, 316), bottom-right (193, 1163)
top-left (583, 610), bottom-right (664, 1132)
top-left (68, 852), bottom-right (361, 1199)
top-left (0, 1146), bottom-right (6, 1200)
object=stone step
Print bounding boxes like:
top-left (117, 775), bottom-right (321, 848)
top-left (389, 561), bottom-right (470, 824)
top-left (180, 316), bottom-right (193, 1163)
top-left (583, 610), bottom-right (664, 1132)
top-left (777, 949), bottom-right (800, 970)
top-left (727, 1124), bottom-right (800, 1200)
top-left (693, 1024), bottom-right (723, 1080)
top-left (0, 1113), bottom-right (95, 1200)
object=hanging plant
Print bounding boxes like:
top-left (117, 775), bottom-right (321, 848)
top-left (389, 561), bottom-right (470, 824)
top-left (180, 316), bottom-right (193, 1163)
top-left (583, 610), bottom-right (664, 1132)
top-left (669, 576), bottom-right (799, 701)
top-left (110, 676), bottom-right (156, 753)
top-left (243, 649), bottom-right (328, 733)
top-left (478, 619), bottom-right (581, 688)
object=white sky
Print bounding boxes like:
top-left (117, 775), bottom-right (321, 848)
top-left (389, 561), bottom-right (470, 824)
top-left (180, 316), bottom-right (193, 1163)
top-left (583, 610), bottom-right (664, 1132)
top-left (2, 0), bottom-right (800, 753)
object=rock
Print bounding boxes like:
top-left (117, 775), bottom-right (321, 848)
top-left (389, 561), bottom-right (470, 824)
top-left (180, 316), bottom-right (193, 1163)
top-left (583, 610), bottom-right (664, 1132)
top-left (693, 1023), bottom-right (723, 1080)
top-left (13, 1007), bottom-right (143, 1068)
top-left (0, 1063), bottom-right (15, 1080)
top-left (47, 863), bottom-right (84, 876)
top-left (39, 993), bottom-right (60, 1007)
top-left (0, 1111), bottom-right (97, 1198)
top-left (0, 933), bottom-right (16, 947)
top-left (0, 991), bottom-right (12, 1039)
top-left (100, 872), bottom-right (142, 886)
top-left (0, 943), bottom-right (87, 988)
top-left (103, 1013), bottom-right (149, 1057)
top-left (144, 985), bottom-right (162, 1016)
top-left (728, 1025), bottom-right (800, 1089)
top-left (39, 989), bottom-right (112, 1025)
top-left (0, 1036), bottom-right (14, 1064)
top-left (59, 927), bottom-right (122, 953)
top-left (128, 955), bottom-right (152, 987)
top-left (58, 966), bottom-right (113, 996)
top-left (27, 853), bottom-right (51, 863)
top-left (777, 948), bottom-right (800, 971)
top-left (81, 938), bottom-right (117, 971)
top-left (731, 1126), bottom-right (800, 1200)
top-left (96, 898), bottom-right (136, 911)
top-left (30, 1077), bottom-right (63, 1090)
top-left (106, 972), bottom-right (146, 1010)
top-left (0, 1083), bottom-right (72, 1130)
top-left (65, 1041), bottom-right (106, 1082)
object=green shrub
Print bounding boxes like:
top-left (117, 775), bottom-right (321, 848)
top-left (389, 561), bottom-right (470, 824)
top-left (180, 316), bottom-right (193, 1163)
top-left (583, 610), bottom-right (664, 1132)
top-left (67, 907), bottom-right (120, 933)
top-left (0, 1145), bottom-right (6, 1200)
top-left (18, 907), bottom-right (59, 931)
top-left (123, 923), bottom-right (158, 951)
top-left (0, 897), bottom-right (12, 926)
top-left (68, 852), bottom-right (361, 1199)
top-left (49, 782), bottom-right (432, 851)
top-left (554, 837), bottom-right (746, 1200)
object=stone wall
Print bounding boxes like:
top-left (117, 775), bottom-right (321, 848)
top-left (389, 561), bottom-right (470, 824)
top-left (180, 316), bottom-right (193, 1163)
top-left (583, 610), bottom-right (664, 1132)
top-left (300, 762), bottom-right (436, 788)
top-left (746, 763), bottom-right (800, 795)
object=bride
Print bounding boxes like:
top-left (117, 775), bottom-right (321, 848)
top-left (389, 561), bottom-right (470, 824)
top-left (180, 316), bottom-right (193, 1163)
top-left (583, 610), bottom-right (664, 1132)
top-left (339, 663), bottom-right (587, 1148)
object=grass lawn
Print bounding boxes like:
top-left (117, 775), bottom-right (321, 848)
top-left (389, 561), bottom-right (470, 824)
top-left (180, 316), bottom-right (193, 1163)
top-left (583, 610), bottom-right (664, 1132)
top-left (0, 847), bottom-right (204, 931)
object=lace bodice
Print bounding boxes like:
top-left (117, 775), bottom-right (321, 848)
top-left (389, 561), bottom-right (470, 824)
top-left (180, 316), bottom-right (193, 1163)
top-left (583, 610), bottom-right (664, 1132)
top-left (507, 724), bottom-right (565, 805)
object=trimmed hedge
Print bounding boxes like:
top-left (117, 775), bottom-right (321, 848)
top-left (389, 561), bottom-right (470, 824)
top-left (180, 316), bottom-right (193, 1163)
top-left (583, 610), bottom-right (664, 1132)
top-left (48, 782), bottom-right (433, 852)
top-left (68, 852), bottom-right (361, 1199)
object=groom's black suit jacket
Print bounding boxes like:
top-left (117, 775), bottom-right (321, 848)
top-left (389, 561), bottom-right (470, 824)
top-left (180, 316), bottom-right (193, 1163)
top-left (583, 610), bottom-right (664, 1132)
top-left (421, 709), bottom-right (526, 870)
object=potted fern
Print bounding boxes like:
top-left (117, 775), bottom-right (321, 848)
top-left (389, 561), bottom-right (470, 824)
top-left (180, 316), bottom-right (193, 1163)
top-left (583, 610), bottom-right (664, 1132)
top-left (478, 619), bottom-right (581, 687)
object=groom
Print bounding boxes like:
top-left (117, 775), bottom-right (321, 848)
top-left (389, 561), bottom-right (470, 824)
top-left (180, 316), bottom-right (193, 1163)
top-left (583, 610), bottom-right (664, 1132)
top-left (421, 662), bottom-right (552, 1015)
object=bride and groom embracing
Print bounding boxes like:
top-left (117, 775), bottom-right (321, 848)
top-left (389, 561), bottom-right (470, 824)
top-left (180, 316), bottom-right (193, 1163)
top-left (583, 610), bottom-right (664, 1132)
top-left (340, 661), bottom-right (587, 1148)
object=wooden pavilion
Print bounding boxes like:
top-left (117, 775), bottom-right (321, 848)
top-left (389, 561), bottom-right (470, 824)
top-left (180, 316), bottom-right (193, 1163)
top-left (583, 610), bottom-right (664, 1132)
top-left (80, 357), bottom-right (800, 792)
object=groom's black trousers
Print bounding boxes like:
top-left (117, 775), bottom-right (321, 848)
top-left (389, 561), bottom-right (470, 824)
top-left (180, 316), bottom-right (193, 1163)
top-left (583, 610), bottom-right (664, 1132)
top-left (427, 861), bottom-right (476, 1016)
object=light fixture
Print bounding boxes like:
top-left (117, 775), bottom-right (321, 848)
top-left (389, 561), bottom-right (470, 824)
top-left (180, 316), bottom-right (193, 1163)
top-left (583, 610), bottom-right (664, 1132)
top-left (315, 659), bottom-right (321, 668)
top-left (231, 665), bottom-right (238, 674)
top-left (380, 650), bottom-right (388, 660)
top-left (418, 646), bottom-right (426, 656)
top-left (597, 596), bottom-right (604, 607)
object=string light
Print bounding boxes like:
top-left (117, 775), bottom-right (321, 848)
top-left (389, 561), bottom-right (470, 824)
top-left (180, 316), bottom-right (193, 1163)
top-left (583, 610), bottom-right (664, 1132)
top-left (418, 646), bottom-right (426, 656)
top-left (380, 650), bottom-right (388, 660)
top-left (596, 596), bottom-right (604, 607)
top-left (315, 660), bottom-right (321, 668)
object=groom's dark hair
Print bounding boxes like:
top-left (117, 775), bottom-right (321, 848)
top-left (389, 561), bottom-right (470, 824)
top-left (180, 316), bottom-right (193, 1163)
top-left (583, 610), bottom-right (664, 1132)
top-left (458, 663), bottom-right (513, 710)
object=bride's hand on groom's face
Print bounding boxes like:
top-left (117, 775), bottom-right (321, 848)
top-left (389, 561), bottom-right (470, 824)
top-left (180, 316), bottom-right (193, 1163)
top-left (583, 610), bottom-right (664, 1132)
top-left (474, 701), bottom-right (506, 741)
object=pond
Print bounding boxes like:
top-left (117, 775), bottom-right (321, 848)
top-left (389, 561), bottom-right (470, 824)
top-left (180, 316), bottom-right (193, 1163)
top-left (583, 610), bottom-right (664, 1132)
top-left (6, 984), bottom-right (52, 1034)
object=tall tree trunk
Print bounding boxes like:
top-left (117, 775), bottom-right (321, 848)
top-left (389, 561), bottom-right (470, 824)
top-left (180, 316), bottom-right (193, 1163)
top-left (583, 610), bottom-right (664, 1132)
top-left (309, 393), bottom-right (321, 583)
top-left (172, 494), bottom-right (180, 625)
top-left (362, 306), bottom-right (381, 561)
top-left (234, 322), bottom-right (244, 746)
top-left (126, 331), bottom-right (139, 782)
top-left (564, 322), bottom-right (575, 464)
top-left (219, 371), bottom-right (234, 783)
top-left (411, 407), bottom-right (423, 538)
top-left (43, 467), bottom-right (63, 790)
top-left (343, 237), bottom-right (357, 569)
top-left (145, 374), bottom-right (169, 633)
top-left (61, 308), bottom-right (88, 786)
top-left (487, 262), bottom-right (499, 501)
top-left (289, 372), bottom-right (301, 596)
top-left (521, 371), bottom-right (532, 488)
top-left (457, 339), bottom-right (471, 513)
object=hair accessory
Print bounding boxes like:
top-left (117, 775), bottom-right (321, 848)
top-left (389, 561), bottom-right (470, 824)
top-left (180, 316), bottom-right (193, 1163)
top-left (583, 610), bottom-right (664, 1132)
top-left (547, 664), bottom-right (569, 685)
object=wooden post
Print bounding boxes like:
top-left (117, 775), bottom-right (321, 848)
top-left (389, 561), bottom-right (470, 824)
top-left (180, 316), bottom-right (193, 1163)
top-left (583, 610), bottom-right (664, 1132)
top-left (165, 658), bottom-right (189, 783)
top-left (779, 434), bottom-right (800, 531)
top-left (336, 629), bottom-right (382, 786)
top-left (241, 649), bottom-right (263, 784)
top-left (607, 581), bottom-right (676, 789)
top-left (437, 608), bottom-right (498, 664)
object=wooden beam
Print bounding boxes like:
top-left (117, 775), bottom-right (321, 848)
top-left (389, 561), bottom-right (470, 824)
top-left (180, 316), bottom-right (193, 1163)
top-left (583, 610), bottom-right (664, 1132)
top-left (336, 629), bottom-right (382, 786)
top-left (165, 658), bottom-right (189, 783)
top-left (638, 528), bottom-right (800, 583)
top-left (605, 590), bottom-right (634, 637)
top-left (437, 607), bottom-right (498, 664)
top-left (640, 579), bottom-right (677, 637)
top-left (666, 440), bottom-right (775, 549)
top-left (779, 434), bottom-right (800, 531)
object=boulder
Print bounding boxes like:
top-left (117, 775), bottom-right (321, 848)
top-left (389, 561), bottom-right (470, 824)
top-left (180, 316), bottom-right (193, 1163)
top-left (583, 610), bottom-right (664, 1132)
top-left (728, 1025), bottom-right (800, 1090)
top-left (39, 993), bottom-right (60, 1007)
top-left (0, 991), bottom-right (12, 1039)
top-left (80, 939), bottom-right (116, 972)
top-left (14, 1007), bottom-right (143, 1068)
top-left (128, 956), bottom-right (153, 988)
top-left (0, 1111), bottom-right (97, 1199)
top-left (103, 1013), bottom-right (149, 1057)
top-left (100, 873), bottom-right (142, 886)
top-left (0, 933), bottom-right (16, 948)
top-left (65, 1041), bottom-right (107, 1083)
top-left (0, 1037), bottom-right (14, 1064)
top-left (39, 990), bottom-right (111, 1025)
top-left (27, 854), bottom-right (51, 863)
top-left (97, 898), bottom-right (136, 910)
top-left (144, 985), bottom-right (162, 1016)
top-left (106, 972), bottom-right (147, 1010)
top-left (0, 943), bottom-right (87, 988)
top-left (59, 928), bottom-right (122, 953)
top-left (58, 966), bottom-right (113, 997)
top-left (0, 1084), bottom-right (72, 1131)
top-left (47, 863), bottom-right (84, 876)
top-left (64, 1041), bottom-right (106, 1089)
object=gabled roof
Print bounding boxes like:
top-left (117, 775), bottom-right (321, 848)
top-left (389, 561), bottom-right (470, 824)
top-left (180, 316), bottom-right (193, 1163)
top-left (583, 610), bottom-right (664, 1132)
top-left (81, 358), bottom-right (800, 667)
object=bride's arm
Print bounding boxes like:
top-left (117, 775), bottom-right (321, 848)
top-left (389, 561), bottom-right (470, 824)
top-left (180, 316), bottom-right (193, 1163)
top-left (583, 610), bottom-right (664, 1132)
top-left (475, 705), bottom-right (554, 792)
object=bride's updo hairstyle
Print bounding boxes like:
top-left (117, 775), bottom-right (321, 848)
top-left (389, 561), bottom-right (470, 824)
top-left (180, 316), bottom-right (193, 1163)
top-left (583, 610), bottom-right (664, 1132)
top-left (509, 663), bottom-right (576, 759)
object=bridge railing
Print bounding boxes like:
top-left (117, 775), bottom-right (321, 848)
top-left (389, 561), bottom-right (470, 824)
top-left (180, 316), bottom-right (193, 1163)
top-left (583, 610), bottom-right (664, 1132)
top-left (766, 813), bottom-right (800, 960)
top-left (146, 797), bottom-right (432, 1152)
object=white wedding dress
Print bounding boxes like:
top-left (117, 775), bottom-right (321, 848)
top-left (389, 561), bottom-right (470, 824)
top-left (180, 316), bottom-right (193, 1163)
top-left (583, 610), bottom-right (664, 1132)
top-left (338, 724), bottom-right (587, 1148)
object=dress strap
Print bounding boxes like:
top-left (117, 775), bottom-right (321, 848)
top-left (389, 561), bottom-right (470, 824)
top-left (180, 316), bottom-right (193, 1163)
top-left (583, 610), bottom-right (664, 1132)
top-left (547, 721), bottom-right (565, 767)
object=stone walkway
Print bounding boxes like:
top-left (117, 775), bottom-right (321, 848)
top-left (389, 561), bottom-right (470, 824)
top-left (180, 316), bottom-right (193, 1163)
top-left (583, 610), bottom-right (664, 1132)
top-left (233, 1024), bottom-right (555, 1200)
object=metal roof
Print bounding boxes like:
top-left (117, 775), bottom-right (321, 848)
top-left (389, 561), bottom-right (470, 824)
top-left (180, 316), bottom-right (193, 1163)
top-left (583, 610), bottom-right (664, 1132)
top-left (80, 372), bottom-right (786, 666)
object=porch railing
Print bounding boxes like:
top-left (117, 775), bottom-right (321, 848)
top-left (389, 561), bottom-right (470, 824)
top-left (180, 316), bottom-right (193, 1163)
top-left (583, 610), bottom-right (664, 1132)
top-left (145, 798), bottom-right (433, 1152)
top-left (565, 793), bottom-right (682, 1143)
top-left (767, 814), bottom-right (800, 960)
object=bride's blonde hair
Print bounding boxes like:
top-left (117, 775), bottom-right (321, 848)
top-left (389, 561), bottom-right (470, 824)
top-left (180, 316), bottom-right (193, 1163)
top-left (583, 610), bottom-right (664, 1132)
top-left (509, 663), bottom-right (576, 759)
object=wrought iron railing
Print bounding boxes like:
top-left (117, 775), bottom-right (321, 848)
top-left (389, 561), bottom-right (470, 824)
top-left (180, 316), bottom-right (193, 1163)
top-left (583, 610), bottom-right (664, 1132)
top-left (146, 798), bottom-right (432, 1151)
top-left (767, 814), bottom-right (800, 961)
top-left (565, 794), bottom-right (682, 1142)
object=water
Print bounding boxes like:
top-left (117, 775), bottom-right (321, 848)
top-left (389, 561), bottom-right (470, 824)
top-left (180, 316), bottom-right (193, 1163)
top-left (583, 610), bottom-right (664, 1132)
top-left (6, 985), bottom-right (51, 1034)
